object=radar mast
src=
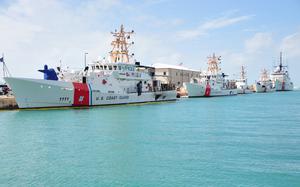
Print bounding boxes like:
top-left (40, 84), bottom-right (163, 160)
top-left (110, 25), bottom-right (134, 63)
top-left (240, 66), bottom-right (246, 80)
top-left (260, 69), bottom-right (269, 82)
top-left (207, 53), bottom-right (221, 75)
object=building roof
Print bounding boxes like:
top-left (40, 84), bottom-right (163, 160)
top-left (151, 63), bottom-right (200, 72)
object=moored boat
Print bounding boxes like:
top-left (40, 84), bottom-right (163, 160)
top-left (270, 52), bottom-right (293, 91)
top-left (5, 25), bottom-right (176, 109)
top-left (254, 69), bottom-right (275, 93)
top-left (235, 66), bottom-right (253, 94)
top-left (183, 54), bottom-right (237, 97)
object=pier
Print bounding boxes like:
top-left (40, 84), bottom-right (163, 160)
top-left (0, 95), bottom-right (18, 110)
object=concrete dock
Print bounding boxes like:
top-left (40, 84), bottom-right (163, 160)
top-left (0, 95), bottom-right (18, 110)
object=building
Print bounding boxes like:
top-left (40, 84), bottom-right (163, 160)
top-left (152, 63), bottom-right (201, 88)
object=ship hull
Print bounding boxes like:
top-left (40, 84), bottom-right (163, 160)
top-left (274, 80), bottom-right (293, 91)
top-left (237, 88), bottom-right (253, 94)
top-left (5, 77), bottom-right (176, 109)
top-left (254, 83), bottom-right (275, 93)
top-left (183, 82), bottom-right (237, 97)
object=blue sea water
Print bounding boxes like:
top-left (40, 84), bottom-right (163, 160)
top-left (0, 91), bottom-right (300, 187)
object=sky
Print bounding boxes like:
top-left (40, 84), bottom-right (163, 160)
top-left (0, 0), bottom-right (300, 86)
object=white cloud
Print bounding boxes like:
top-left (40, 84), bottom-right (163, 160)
top-left (0, 16), bottom-right (42, 49)
top-left (133, 34), bottom-right (183, 66)
top-left (201, 15), bottom-right (254, 30)
top-left (219, 31), bottom-right (300, 83)
top-left (280, 32), bottom-right (300, 58)
top-left (176, 29), bottom-right (206, 40)
top-left (133, 15), bottom-right (184, 28)
top-left (142, 0), bottom-right (170, 6)
top-left (218, 32), bottom-right (275, 81)
top-left (176, 14), bottom-right (253, 40)
top-left (0, 1), bottom-right (160, 78)
top-left (245, 32), bottom-right (273, 53)
top-left (0, 0), bottom-right (186, 81)
top-left (154, 53), bottom-right (183, 64)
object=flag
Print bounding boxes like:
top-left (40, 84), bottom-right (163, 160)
top-left (0, 57), bottom-right (3, 63)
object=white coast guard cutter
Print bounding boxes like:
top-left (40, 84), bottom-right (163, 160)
top-left (254, 69), bottom-right (275, 93)
top-left (235, 66), bottom-right (253, 94)
top-left (5, 25), bottom-right (176, 109)
top-left (270, 52), bottom-right (293, 91)
top-left (183, 54), bottom-right (237, 97)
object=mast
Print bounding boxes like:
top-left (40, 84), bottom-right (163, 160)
top-left (260, 69), bottom-right (269, 82)
top-left (207, 53), bottom-right (221, 75)
top-left (240, 66), bottom-right (246, 80)
top-left (110, 25), bottom-right (134, 63)
top-left (279, 51), bottom-right (283, 71)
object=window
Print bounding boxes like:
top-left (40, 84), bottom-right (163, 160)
top-left (163, 72), bottom-right (167, 76)
top-left (178, 82), bottom-right (180, 85)
top-left (100, 65), bottom-right (103, 70)
top-left (113, 66), bottom-right (117, 70)
top-left (104, 65), bottom-right (107, 70)
top-left (108, 66), bottom-right (112, 70)
top-left (96, 65), bottom-right (100, 69)
top-left (118, 66), bottom-right (121, 70)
